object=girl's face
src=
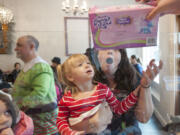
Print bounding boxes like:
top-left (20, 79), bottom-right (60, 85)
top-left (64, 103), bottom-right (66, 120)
top-left (0, 101), bottom-right (12, 131)
top-left (98, 49), bottom-right (121, 75)
top-left (67, 56), bottom-right (94, 84)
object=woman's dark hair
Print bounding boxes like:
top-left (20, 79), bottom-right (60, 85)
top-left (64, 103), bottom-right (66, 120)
top-left (0, 93), bottom-right (18, 128)
top-left (85, 48), bottom-right (100, 71)
top-left (94, 49), bottom-right (138, 93)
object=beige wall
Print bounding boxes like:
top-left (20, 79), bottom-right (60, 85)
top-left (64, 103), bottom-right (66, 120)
top-left (0, 0), bottom-right (136, 71)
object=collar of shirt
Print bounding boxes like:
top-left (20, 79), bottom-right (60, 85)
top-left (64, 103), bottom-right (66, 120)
top-left (23, 56), bottom-right (48, 72)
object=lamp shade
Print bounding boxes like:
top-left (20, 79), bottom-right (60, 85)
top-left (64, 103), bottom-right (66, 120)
top-left (0, 6), bottom-right (13, 24)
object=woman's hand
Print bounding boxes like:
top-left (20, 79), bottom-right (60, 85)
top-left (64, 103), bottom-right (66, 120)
top-left (134, 59), bottom-right (162, 123)
top-left (140, 59), bottom-right (163, 88)
top-left (0, 128), bottom-right (14, 135)
top-left (136, 0), bottom-right (180, 20)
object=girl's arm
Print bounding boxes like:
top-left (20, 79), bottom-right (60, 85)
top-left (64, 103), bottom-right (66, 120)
top-left (56, 99), bottom-right (84, 135)
top-left (105, 86), bottom-right (139, 115)
top-left (135, 59), bottom-right (163, 123)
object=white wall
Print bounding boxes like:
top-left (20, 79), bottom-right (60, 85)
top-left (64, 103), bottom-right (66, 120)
top-left (0, 0), bottom-right (136, 71)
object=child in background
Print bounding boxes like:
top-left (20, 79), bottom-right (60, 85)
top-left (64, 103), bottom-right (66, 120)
top-left (14, 111), bottom-right (34, 135)
top-left (56, 54), bottom-right (155, 135)
top-left (0, 92), bottom-right (34, 135)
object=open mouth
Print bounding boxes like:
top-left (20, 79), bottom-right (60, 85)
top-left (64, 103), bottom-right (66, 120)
top-left (86, 69), bottom-right (92, 73)
top-left (106, 57), bottom-right (113, 64)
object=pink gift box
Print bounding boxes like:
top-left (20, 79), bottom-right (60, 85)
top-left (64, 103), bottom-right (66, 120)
top-left (89, 5), bottom-right (159, 49)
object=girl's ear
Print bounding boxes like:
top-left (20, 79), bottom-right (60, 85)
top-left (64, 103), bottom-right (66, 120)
top-left (66, 74), bottom-right (74, 82)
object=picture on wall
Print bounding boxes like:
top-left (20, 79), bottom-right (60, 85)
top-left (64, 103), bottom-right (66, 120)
top-left (64, 17), bottom-right (92, 56)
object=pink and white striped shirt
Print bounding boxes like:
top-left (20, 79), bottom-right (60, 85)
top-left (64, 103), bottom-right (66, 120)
top-left (56, 83), bottom-right (138, 135)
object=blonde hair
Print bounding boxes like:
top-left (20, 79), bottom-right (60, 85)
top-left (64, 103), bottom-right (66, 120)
top-left (61, 54), bottom-right (90, 94)
top-left (56, 65), bottom-right (64, 84)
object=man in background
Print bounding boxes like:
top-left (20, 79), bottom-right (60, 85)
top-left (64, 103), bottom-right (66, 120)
top-left (51, 57), bottom-right (61, 69)
top-left (12, 35), bottom-right (59, 135)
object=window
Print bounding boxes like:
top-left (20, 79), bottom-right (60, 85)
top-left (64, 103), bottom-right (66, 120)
top-left (142, 27), bottom-right (160, 83)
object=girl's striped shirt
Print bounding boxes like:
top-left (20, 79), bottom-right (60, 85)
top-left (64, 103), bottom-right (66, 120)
top-left (56, 83), bottom-right (138, 135)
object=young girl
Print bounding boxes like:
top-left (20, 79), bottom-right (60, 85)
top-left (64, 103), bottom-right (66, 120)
top-left (0, 92), bottom-right (34, 135)
top-left (0, 93), bottom-right (17, 135)
top-left (56, 54), bottom-right (157, 135)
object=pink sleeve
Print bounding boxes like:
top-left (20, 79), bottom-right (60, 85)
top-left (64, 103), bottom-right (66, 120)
top-left (105, 88), bottom-right (138, 115)
top-left (55, 84), bottom-right (61, 101)
top-left (14, 111), bottom-right (34, 135)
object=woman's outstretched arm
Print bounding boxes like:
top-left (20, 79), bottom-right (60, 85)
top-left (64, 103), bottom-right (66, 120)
top-left (135, 59), bottom-right (163, 123)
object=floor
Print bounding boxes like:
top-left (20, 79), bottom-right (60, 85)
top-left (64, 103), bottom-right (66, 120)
top-left (139, 114), bottom-right (169, 135)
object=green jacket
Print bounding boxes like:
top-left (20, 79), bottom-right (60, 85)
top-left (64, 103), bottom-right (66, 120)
top-left (13, 62), bottom-right (56, 109)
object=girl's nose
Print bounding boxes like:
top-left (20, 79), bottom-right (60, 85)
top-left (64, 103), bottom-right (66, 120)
top-left (85, 64), bottom-right (89, 68)
top-left (84, 63), bottom-right (90, 68)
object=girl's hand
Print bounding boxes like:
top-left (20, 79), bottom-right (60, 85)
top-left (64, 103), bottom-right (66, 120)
top-left (0, 128), bottom-right (14, 135)
top-left (140, 59), bottom-right (163, 88)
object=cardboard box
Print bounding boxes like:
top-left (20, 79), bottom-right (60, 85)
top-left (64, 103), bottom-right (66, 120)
top-left (89, 5), bottom-right (159, 49)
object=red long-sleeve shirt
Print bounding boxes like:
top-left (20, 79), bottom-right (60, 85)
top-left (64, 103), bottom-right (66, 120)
top-left (56, 83), bottom-right (138, 135)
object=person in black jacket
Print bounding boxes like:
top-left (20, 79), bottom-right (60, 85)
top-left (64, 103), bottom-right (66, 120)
top-left (0, 69), bottom-right (11, 89)
top-left (8, 62), bottom-right (21, 84)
